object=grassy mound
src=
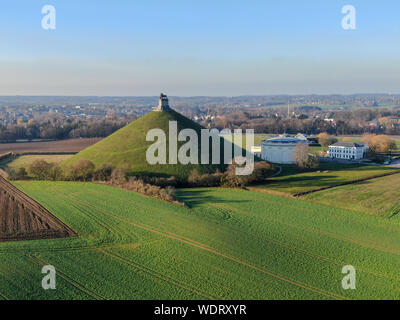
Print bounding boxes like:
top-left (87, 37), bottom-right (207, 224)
top-left (63, 110), bottom-right (228, 180)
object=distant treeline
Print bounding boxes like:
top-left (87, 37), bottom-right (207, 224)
top-left (0, 115), bottom-right (137, 142)
top-left (200, 107), bottom-right (400, 135)
top-left (1, 107), bottom-right (400, 142)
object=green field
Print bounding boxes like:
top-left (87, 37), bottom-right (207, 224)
top-left (304, 173), bottom-right (400, 218)
top-left (0, 181), bottom-right (400, 299)
top-left (252, 163), bottom-right (400, 195)
top-left (5, 155), bottom-right (73, 170)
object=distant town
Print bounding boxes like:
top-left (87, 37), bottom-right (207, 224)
top-left (0, 94), bottom-right (399, 142)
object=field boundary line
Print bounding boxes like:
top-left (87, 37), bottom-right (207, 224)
top-left (0, 177), bottom-right (77, 241)
top-left (292, 170), bottom-right (400, 197)
top-left (65, 194), bottom-right (347, 300)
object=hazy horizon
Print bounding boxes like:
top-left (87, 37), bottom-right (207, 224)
top-left (0, 93), bottom-right (399, 98)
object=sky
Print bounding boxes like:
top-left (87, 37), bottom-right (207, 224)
top-left (0, 0), bottom-right (399, 96)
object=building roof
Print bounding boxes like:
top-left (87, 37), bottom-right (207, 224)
top-left (262, 137), bottom-right (307, 145)
top-left (330, 142), bottom-right (364, 148)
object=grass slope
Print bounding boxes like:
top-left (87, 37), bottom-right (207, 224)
top-left (63, 110), bottom-right (227, 180)
top-left (0, 181), bottom-right (399, 299)
top-left (304, 173), bottom-right (400, 218)
top-left (252, 163), bottom-right (399, 195)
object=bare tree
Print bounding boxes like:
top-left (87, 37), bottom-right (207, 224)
top-left (317, 133), bottom-right (338, 152)
top-left (293, 143), bottom-right (310, 169)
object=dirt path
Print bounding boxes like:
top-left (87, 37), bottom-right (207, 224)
top-left (0, 138), bottom-right (101, 154)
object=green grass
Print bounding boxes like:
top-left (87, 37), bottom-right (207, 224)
top-left (221, 134), bottom-right (273, 150)
top-left (303, 173), bottom-right (400, 218)
top-left (310, 146), bottom-right (323, 155)
top-left (252, 163), bottom-right (400, 195)
top-left (1, 181), bottom-right (400, 299)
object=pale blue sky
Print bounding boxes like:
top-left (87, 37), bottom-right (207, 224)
top-left (0, 0), bottom-right (399, 96)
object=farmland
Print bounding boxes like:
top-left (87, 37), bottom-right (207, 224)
top-left (0, 181), bottom-right (399, 299)
top-left (252, 163), bottom-right (400, 195)
top-left (304, 173), bottom-right (400, 218)
top-left (0, 138), bottom-right (101, 155)
top-left (0, 177), bottom-right (76, 242)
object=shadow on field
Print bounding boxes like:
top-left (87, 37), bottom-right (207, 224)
top-left (176, 189), bottom-right (249, 208)
top-left (270, 175), bottom-right (337, 186)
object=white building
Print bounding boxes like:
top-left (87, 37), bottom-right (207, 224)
top-left (261, 136), bottom-right (308, 164)
top-left (295, 133), bottom-right (308, 141)
top-left (328, 142), bottom-right (367, 160)
top-left (250, 145), bottom-right (262, 158)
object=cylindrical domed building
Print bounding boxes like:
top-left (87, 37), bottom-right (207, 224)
top-left (261, 136), bottom-right (308, 164)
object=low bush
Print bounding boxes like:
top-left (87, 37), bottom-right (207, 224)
top-left (188, 169), bottom-right (223, 187)
top-left (6, 167), bottom-right (28, 180)
top-left (93, 163), bottom-right (113, 181)
top-left (222, 161), bottom-right (273, 187)
top-left (68, 159), bottom-right (95, 181)
top-left (27, 159), bottom-right (54, 180)
top-left (103, 176), bottom-right (183, 205)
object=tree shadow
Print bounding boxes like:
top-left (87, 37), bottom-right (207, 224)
top-left (176, 188), bottom-right (250, 208)
top-left (275, 163), bottom-right (397, 179)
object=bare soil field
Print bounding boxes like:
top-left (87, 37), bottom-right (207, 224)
top-left (0, 138), bottom-right (102, 154)
top-left (0, 177), bottom-right (76, 241)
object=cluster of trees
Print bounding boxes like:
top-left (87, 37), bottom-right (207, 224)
top-left (1, 106), bottom-right (400, 142)
top-left (6, 159), bottom-right (180, 203)
top-left (8, 157), bottom-right (274, 189)
top-left (6, 158), bottom-right (274, 203)
top-left (0, 115), bottom-right (136, 141)
top-left (361, 134), bottom-right (397, 156)
top-left (6, 159), bottom-right (95, 181)
top-left (188, 161), bottom-right (274, 187)
top-left (317, 132), bottom-right (338, 154)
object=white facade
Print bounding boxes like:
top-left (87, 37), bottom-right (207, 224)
top-left (250, 145), bottom-right (262, 158)
top-left (328, 142), bottom-right (366, 160)
top-left (261, 137), bottom-right (308, 164)
top-left (295, 133), bottom-right (308, 141)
